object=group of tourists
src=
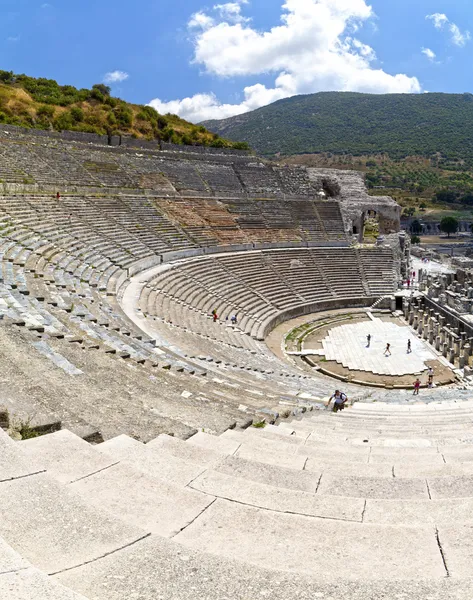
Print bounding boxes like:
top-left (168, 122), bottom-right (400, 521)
top-left (413, 366), bottom-right (434, 395)
top-left (366, 334), bottom-right (413, 356)
top-left (211, 309), bottom-right (237, 325)
top-left (330, 364), bottom-right (435, 412)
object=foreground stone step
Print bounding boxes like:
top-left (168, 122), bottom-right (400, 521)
top-left (20, 430), bottom-right (115, 484)
top-left (69, 461), bottom-right (213, 537)
top-left (189, 469), bottom-right (364, 521)
top-left (97, 434), bottom-right (205, 486)
top-left (0, 472), bottom-right (146, 574)
top-left (0, 429), bottom-right (44, 482)
top-left (175, 498), bottom-right (446, 580)
top-left (1, 567), bottom-right (89, 600)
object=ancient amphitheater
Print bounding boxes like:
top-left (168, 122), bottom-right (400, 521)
top-left (1, 125), bottom-right (473, 599)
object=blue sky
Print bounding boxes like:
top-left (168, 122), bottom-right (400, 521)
top-left (1, 0), bottom-right (472, 122)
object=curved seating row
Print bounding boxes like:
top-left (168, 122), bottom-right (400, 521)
top-left (4, 397), bottom-right (473, 598)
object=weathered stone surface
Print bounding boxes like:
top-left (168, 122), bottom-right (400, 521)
top-left (214, 454), bottom-right (320, 492)
top-left (0, 429), bottom-right (43, 482)
top-left (0, 536), bottom-right (29, 575)
top-left (97, 434), bottom-right (205, 486)
top-left (21, 430), bottom-right (115, 484)
top-left (189, 470), bottom-right (364, 521)
top-left (317, 475), bottom-right (429, 499)
top-left (0, 473), bottom-right (146, 574)
top-left (0, 568), bottom-right (89, 600)
top-left (175, 499), bottom-right (445, 580)
top-left (54, 533), bottom-right (473, 599)
top-left (69, 462), bottom-right (214, 537)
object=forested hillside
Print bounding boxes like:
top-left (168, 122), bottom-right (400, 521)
top-left (202, 91), bottom-right (473, 164)
top-left (0, 70), bottom-right (248, 150)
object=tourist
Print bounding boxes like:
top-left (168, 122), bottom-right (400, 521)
top-left (413, 378), bottom-right (421, 395)
top-left (384, 343), bottom-right (391, 356)
top-left (407, 278), bottom-right (410, 288)
top-left (231, 314), bottom-right (237, 325)
top-left (407, 339), bottom-right (412, 354)
top-left (56, 191), bottom-right (61, 200)
top-left (366, 334), bottom-right (371, 347)
top-left (213, 312), bottom-right (218, 322)
top-left (329, 390), bottom-right (348, 412)
top-left (427, 366), bottom-right (434, 388)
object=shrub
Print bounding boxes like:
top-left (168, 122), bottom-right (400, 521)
top-left (92, 83), bottom-right (111, 97)
top-left (114, 104), bottom-right (133, 127)
top-left (90, 89), bottom-right (104, 103)
top-left (54, 112), bottom-right (74, 131)
top-left (37, 104), bottom-right (55, 118)
top-left (411, 235), bottom-right (421, 245)
top-left (70, 106), bottom-right (84, 123)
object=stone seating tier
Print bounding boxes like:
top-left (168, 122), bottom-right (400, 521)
top-left (0, 129), bottom-right (340, 202)
top-left (4, 398), bottom-right (473, 599)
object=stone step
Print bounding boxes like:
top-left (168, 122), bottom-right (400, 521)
top-left (69, 461), bottom-right (214, 538)
top-left (174, 498), bottom-right (446, 580)
top-left (96, 434), bottom-right (205, 486)
top-left (0, 471), bottom-right (147, 575)
top-left (1, 567), bottom-right (90, 600)
top-left (20, 430), bottom-right (116, 484)
top-left (53, 532), bottom-right (473, 599)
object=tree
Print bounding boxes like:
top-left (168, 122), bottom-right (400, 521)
top-left (439, 216), bottom-right (459, 238)
top-left (410, 219), bottom-right (422, 234)
top-left (92, 84), bottom-right (111, 97)
top-left (411, 235), bottom-right (421, 245)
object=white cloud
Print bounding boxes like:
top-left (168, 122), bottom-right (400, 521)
top-left (103, 70), bottom-right (129, 84)
top-left (214, 1), bottom-right (250, 24)
top-left (189, 12), bottom-right (215, 30)
top-left (421, 47), bottom-right (436, 61)
top-left (427, 13), bottom-right (448, 30)
top-left (426, 13), bottom-right (470, 47)
top-left (7, 35), bottom-right (20, 42)
top-left (150, 0), bottom-right (421, 122)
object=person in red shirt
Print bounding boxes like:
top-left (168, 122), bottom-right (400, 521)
top-left (413, 378), bottom-right (421, 395)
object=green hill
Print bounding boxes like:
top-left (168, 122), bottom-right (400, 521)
top-left (202, 91), bottom-right (473, 164)
top-left (0, 70), bottom-right (249, 151)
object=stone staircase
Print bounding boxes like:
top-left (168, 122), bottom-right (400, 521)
top-left (4, 397), bottom-right (473, 598)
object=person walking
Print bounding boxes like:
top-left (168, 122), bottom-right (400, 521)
top-left (366, 334), bottom-right (371, 347)
top-left (384, 343), bottom-right (391, 356)
top-left (329, 390), bottom-right (348, 413)
top-left (413, 378), bottom-right (421, 395)
top-left (407, 339), bottom-right (412, 354)
top-left (427, 366), bottom-right (434, 388)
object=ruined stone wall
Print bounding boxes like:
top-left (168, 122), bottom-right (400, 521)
top-left (307, 168), bottom-right (400, 237)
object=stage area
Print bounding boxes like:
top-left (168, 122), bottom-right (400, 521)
top-left (285, 311), bottom-right (456, 388)
top-left (316, 317), bottom-right (434, 376)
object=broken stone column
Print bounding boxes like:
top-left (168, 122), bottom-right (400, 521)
top-left (464, 344), bottom-right (471, 366)
top-left (418, 317), bottom-right (423, 336)
top-left (454, 338), bottom-right (461, 357)
top-left (435, 335), bottom-right (441, 351)
top-left (403, 298), bottom-right (410, 319)
top-left (449, 348), bottom-right (456, 365)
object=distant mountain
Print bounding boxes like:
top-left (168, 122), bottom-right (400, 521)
top-left (202, 91), bottom-right (473, 163)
